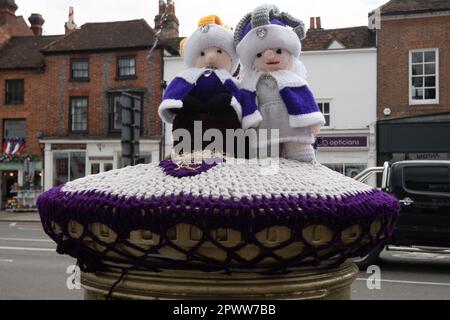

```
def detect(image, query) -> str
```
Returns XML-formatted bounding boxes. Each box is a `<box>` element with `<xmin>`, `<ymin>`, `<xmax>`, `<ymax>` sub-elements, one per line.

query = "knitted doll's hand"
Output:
<box><xmin>176</xmin><ymin>95</ymin><xmax>207</xmax><ymax>116</ymax></box>
<box><xmin>310</xmin><ymin>124</ymin><xmax>322</xmax><ymax>135</ymax></box>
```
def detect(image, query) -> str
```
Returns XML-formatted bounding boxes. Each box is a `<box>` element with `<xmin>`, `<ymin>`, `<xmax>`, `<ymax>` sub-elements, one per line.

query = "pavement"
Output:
<box><xmin>0</xmin><ymin>211</ymin><xmax>41</xmax><ymax>223</ymax></box>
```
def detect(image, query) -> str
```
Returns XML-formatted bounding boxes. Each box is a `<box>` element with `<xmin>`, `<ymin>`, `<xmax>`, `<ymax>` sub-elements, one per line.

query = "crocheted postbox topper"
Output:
<box><xmin>38</xmin><ymin>155</ymin><xmax>400</xmax><ymax>273</ymax></box>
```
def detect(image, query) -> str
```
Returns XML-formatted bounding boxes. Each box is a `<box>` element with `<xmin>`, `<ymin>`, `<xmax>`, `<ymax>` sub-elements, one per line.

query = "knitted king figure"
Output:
<box><xmin>235</xmin><ymin>5</ymin><xmax>325</xmax><ymax>162</ymax></box>
<box><xmin>159</xmin><ymin>15</ymin><xmax>249</xmax><ymax>154</ymax></box>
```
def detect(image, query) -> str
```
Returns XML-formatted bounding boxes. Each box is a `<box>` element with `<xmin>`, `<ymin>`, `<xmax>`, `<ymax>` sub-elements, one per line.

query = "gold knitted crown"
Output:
<box><xmin>179</xmin><ymin>15</ymin><xmax>231</xmax><ymax>56</ymax></box>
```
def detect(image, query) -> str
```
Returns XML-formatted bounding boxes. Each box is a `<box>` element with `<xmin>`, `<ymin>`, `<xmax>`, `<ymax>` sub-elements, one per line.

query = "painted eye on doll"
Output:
<box><xmin>276</xmin><ymin>49</ymin><xmax>283</xmax><ymax>54</ymax></box>
<box><xmin>217</xmin><ymin>49</ymin><xmax>222</xmax><ymax>54</ymax></box>
<box><xmin>201</xmin><ymin>52</ymin><xmax>205</xmax><ymax>56</ymax></box>
<box><xmin>256</xmin><ymin>53</ymin><xmax>262</xmax><ymax>58</ymax></box>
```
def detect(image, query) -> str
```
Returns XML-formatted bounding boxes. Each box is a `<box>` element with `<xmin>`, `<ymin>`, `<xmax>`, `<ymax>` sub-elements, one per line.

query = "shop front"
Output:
<box><xmin>377</xmin><ymin>113</ymin><xmax>450</xmax><ymax>166</ymax></box>
<box><xmin>0</xmin><ymin>135</ymin><xmax>43</xmax><ymax>210</ymax></box>
<box><xmin>41</xmin><ymin>139</ymin><xmax>161</xmax><ymax>191</ymax></box>
<box><xmin>316</xmin><ymin>129</ymin><xmax>377</xmax><ymax>185</ymax></box>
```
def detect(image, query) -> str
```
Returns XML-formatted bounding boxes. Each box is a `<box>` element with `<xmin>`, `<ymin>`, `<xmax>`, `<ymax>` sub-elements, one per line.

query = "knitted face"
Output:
<box><xmin>194</xmin><ymin>46</ymin><xmax>232</xmax><ymax>72</ymax></box>
<box><xmin>253</xmin><ymin>48</ymin><xmax>291</xmax><ymax>72</ymax></box>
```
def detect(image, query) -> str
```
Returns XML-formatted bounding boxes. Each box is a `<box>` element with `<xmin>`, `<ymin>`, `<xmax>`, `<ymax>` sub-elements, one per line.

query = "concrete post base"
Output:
<box><xmin>82</xmin><ymin>263</ymin><xmax>358</xmax><ymax>300</ymax></box>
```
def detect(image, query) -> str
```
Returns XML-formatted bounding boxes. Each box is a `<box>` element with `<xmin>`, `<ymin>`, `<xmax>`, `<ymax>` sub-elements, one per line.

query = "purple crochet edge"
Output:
<box><xmin>37</xmin><ymin>186</ymin><xmax>400</xmax><ymax>274</ymax></box>
<box><xmin>159</xmin><ymin>158</ymin><xmax>223</xmax><ymax>178</ymax></box>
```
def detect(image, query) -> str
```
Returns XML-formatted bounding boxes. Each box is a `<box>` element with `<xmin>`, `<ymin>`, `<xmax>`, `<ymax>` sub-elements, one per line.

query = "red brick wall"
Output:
<box><xmin>0</xmin><ymin>70</ymin><xmax>47</xmax><ymax>159</ymax></box>
<box><xmin>43</xmin><ymin>48</ymin><xmax>164</xmax><ymax>139</ymax></box>
<box><xmin>0</xmin><ymin>48</ymin><xmax>164</xmax><ymax>162</ymax></box>
<box><xmin>377</xmin><ymin>15</ymin><xmax>450</xmax><ymax>119</ymax></box>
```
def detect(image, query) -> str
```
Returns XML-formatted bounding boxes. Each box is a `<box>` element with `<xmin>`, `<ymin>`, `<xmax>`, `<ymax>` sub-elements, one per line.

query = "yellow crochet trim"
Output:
<box><xmin>198</xmin><ymin>15</ymin><xmax>222</xmax><ymax>27</ymax></box>
<box><xmin>179</xmin><ymin>38</ymin><xmax>188</xmax><ymax>56</ymax></box>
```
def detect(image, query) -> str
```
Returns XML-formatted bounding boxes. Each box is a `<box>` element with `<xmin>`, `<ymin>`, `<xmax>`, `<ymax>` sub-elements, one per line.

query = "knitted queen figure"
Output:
<box><xmin>235</xmin><ymin>5</ymin><xmax>325</xmax><ymax>162</ymax></box>
<box><xmin>159</xmin><ymin>15</ymin><xmax>250</xmax><ymax>154</ymax></box>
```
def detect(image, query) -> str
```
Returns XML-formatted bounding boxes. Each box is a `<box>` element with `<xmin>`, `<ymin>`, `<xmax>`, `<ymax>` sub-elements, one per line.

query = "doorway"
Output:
<box><xmin>89</xmin><ymin>160</ymin><xmax>114</xmax><ymax>175</ymax></box>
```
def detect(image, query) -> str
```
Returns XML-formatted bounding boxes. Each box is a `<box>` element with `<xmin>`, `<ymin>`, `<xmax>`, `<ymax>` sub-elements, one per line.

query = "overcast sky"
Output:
<box><xmin>15</xmin><ymin>0</ymin><xmax>389</xmax><ymax>37</ymax></box>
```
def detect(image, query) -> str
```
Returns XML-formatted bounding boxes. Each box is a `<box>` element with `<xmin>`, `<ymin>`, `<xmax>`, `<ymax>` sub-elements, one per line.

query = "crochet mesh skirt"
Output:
<box><xmin>38</xmin><ymin>156</ymin><xmax>399</xmax><ymax>273</ymax></box>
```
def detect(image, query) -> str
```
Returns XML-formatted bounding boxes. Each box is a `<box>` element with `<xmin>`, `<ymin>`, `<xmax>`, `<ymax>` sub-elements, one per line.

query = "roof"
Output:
<box><xmin>302</xmin><ymin>26</ymin><xmax>376</xmax><ymax>51</ymax></box>
<box><xmin>161</xmin><ymin>36</ymin><xmax>184</xmax><ymax>56</ymax></box>
<box><xmin>43</xmin><ymin>19</ymin><xmax>156</xmax><ymax>53</ymax></box>
<box><xmin>374</xmin><ymin>0</ymin><xmax>450</xmax><ymax>16</ymax></box>
<box><xmin>0</xmin><ymin>35</ymin><xmax>62</xmax><ymax>70</ymax></box>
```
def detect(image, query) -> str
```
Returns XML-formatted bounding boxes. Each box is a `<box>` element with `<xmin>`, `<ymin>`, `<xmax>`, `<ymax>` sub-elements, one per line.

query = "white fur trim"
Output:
<box><xmin>240</xmin><ymin>68</ymin><xmax>307</xmax><ymax>92</ymax></box>
<box><xmin>242</xmin><ymin>111</ymin><xmax>263</xmax><ymax>130</ymax></box>
<box><xmin>177</xmin><ymin>68</ymin><xmax>238</xmax><ymax>88</ymax></box>
<box><xmin>184</xmin><ymin>25</ymin><xmax>239</xmax><ymax>73</ymax></box>
<box><xmin>237</xmin><ymin>24</ymin><xmax>301</xmax><ymax>70</ymax></box>
<box><xmin>289</xmin><ymin>112</ymin><xmax>325</xmax><ymax>128</ymax></box>
<box><xmin>230</xmin><ymin>96</ymin><xmax>243</xmax><ymax>121</ymax></box>
<box><xmin>158</xmin><ymin>99</ymin><xmax>183</xmax><ymax>124</ymax></box>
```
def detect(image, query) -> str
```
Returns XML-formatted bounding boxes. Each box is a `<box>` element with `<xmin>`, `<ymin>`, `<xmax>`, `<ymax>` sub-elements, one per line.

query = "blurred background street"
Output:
<box><xmin>1</xmin><ymin>217</ymin><xmax>449</xmax><ymax>300</ymax></box>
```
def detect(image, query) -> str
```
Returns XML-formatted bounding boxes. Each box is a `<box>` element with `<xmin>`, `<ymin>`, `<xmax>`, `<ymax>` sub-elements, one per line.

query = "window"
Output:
<box><xmin>71</xmin><ymin>59</ymin><xmax>89</xmax><ymax>81</ymax></box>
<box><xmin>5</xmin><ymin>80</ymin><xmax>24</xmax><ymax>104</ymax></box>
<box><xmin>53</xmin><ymin>151</ymin><xmax>86</xmax><ymax>187</ymax></box>
<box><xmin>410</xmin><ymin>49</ymin><xmax>439</xmax><ymax>105</ymax></box>
<box><xmin>325</xmin><ymin>164</ymin><xmax>366</xmax><ymax>178</ymax></box>
<box><xmin>3</xmin><ymin>119</ymin><xmax>26</xmax><ymax>139</ymax></box>
<box><xmin>70</xmin><ymin>97</ymin><xmax>88</xmax><ymax>132</ymax></box>
<box><xmin>108</xmin><ymin>92</ymin><xmax>142</xmax><ymax>133</ymax></box>
<box><xmin>318</xmin><ymin>102</ymin><xmax>330</xmax><ymax>127</ymax></box>
<box><xmin>404</xmin><ymin>166</ymin><xmax>450</xmax><ymax>194</ymax></box>
<box><xmin>117</xmin><ymin>56</ymin><xmax>136</xmax><ymax>78</ymax></box>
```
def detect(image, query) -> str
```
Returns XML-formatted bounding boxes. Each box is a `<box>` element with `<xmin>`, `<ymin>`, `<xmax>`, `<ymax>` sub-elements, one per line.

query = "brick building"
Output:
<box><xmin>372</xmin><ymin>0</ymin><xmax>450</xmax><ymax>164</ymax></box>
<box><xmin>0</xmin><ymin>0</ymin><xmax>179</xmax><ymax>207</ymax></box>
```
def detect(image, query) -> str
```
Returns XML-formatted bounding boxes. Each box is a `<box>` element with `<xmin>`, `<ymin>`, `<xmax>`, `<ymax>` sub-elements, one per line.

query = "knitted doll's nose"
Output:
<box><xmin>263</xmin><ymin>50</ymin><xmax>275</xmax><ymax>60</ymax></box>
<box><xmin>205</xmin><ymin>52</ymin><xmax>218</xmax><ymax>63</ymax></box>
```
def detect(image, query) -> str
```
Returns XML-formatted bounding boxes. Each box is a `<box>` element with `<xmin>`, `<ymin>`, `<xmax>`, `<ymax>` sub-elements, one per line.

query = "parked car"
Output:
<box><xmin>354</xmin><ymin>160</ymin><xmax>450</xmax><ymax>268</ymax></box>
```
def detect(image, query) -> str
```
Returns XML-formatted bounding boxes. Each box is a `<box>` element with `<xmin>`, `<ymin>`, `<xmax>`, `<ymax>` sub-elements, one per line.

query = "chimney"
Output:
<box><xmin>309</xmin><ymin>17</ymin><xmax>315</xmax><ymax>31</ymax></box>
<box><xmin>316</xmin><ymin>17</ymin><xmax>322</xmax><ymax>30</ymax></box>
<box><xmin>154</xmin><ymin>0</ymin><xmax>179</xmax><ymax>39</ymax></box>
<box><xmin>64</xmin><ymin>6</ymin><xmax>77</xmax><ymax>35</ymax></box>
<box><xmin>0</xmin><ymin>0</ymin><xmax>18</xmax><ymax>22</ymax></box>
<box><xmin>0</xmin><ymin>0</ymin><xmax>18</xmax><ymax>16</ymax></box>
<box><xmin>28</xmin><ymin>14</ymin><xmax>45</xmax><ymax>36</ymax></box>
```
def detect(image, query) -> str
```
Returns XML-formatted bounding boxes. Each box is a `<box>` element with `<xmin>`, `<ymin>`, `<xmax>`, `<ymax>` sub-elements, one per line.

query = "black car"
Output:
<box><xmin>354</xmin><ymin>160</ymin><xmax>450</xmax><ymax>268</ymax></box>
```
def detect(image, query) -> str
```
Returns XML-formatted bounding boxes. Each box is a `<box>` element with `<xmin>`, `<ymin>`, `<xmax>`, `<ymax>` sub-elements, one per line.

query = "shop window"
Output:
<box><xmin>317</xmin><ymin>102</ymin><xmax>331</xmax><ymax>127</ymax></box>
<box><xmin>324</xmin><ymin>164</ymin><xmax>366</xmax><ymax>178</ymax></box>
<box><xmin>53</xmin><ymin>152</ymin><xmax>86</xmax><ymax>187</ymax></box>
<box><xmin>5</xmin><ymin>79</ymin><xmax>24</xmax><ymax>105</ymax></box>
<box><xmin>117</xmin><ymin>56</ymin><xmax>136</xmax><ymax>79</ymax></box>
<box><xmin>70</xmin><ymin>59</ymin><xmax>89</xmax><ymax>81</ymax></box>
<box><xmin>410</xmin><ymin>49</ymin><xmax>439</xmax><ymax>105</ymax></box>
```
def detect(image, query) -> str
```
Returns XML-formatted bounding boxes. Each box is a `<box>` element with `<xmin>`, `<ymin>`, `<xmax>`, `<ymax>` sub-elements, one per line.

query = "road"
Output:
<box><xmin>0</xmin><ymin>221</ymin><xmax>82</xmax><ymax>300</ymax></box>
<box><xmin>0</xmin><ymin>221</ymin><xmax>449</xmax><ymax>300</ymax></box>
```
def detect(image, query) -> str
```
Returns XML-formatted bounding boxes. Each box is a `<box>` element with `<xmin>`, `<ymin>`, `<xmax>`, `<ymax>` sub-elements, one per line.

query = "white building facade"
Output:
<box><xmin>301</xmin><ymin>46</ymin><xmax>377</xmax><ymax>178</ymax></box>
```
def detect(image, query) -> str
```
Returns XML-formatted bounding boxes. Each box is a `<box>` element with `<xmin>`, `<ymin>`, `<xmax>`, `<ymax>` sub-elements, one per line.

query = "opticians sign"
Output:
<box><xmin>316</xmin><ymin>136</ymin><xmax>369</xmax><ymax>148</ymax></box>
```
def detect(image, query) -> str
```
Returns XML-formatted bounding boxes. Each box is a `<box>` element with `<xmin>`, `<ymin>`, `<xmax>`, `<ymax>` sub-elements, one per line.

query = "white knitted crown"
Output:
<box><xmin>234</xmin><ymin>4</ymin><xmax>306</xmax><ymax>69</ymax></box>
<box><xmin>184</xmin><ymin>24</ymin><xmax>239</xmax><ymax>73</ymax></box>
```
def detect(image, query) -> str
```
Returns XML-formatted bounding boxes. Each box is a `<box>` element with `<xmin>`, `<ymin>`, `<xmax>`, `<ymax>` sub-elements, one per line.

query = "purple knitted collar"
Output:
<box><xmin>159</xmin><ymin>157</ymin><xmax>224</xmax><ymax>178</ymax></box>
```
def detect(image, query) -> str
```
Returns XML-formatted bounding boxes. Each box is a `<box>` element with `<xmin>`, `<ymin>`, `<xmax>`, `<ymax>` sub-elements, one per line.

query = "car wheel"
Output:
<box><xmin>355</xmin><ymin>244</ymin><xmax>384</xmax><ymax>270</ymax></box>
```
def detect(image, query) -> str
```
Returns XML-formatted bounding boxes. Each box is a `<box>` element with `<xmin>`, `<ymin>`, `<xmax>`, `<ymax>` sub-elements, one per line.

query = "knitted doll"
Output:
<box><xmin>234</xmin><ymin>5</ymin><xmax>325</xmax><ymax>162</ymax></box>
<box><xmin>159</xmin><ymin>15</ymin><xmax>250</xmax><ymax>154</ymax></box>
